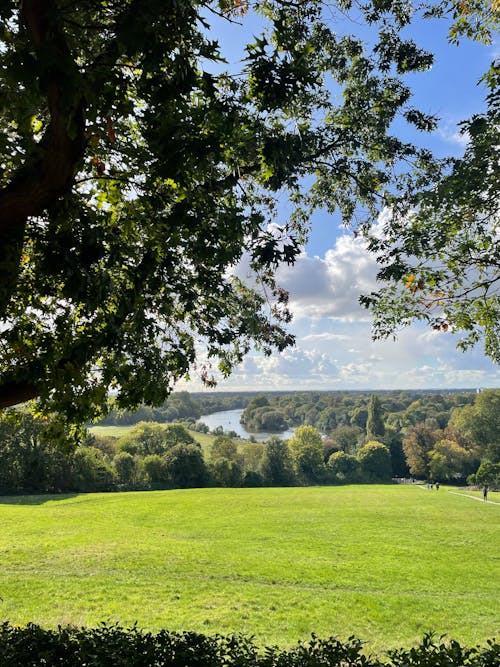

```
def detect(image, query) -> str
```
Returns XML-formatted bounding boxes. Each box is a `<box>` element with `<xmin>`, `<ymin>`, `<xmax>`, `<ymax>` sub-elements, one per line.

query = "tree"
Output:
<box><xmin>0</xmin><ymin>0</ymin><xmax>440</xmax><ymax>423</ymax></box>
<box><xmin>208</xmin><ymin>457</ymin><xmax>243</xmax><ymax>488</ymax></box>
<box><xmin>117</xmin><ymin>422</ymin><xmax>170</xmax><ymax>456</ymax></box>
<box><xmin>0</xmin><ymin>409</ymin><xmax>72</xmax><ymax>492</ymax></box>
<box><xmin>472</xmin><ymin>460</ymin><xmax>500</xmax><ymax>488</ymax></box>
<box><xmin>260</xmin><ymin>436</ymin><xmax>295</xmax><ymax>486</ymax></box>
<box><xmin>366</xmin><ymin>395</ymin><xmax>385</xmax><ymax>441</ymax></box>
<box><xmin>113</xmin><ymin>451</ymin><xmax>141</xmax><ymax>487</ymax></box>
<box><xmin>143</xmin><ymin>454</ymin><xmax>169</xmax><ymax>487</ymax></box>
<box><xmin>360</xmin><ymin>32</ymin><xmax>500</xmax><ymax>362</ymax></box>
<box><xmin>449</xmin><ymin>390</ymin><xmax>500</xmax><ymax>463</ymax></box>
<box><xmin>329</xmin><ymin>425</ymin><xmax>363</xmax><ymax>455</ymax></box>
<box><xmin>210</xmin><ymin>436</ymin><xmax>241</xmax><ymax>463</ymax></box>
<box><xmin>327</xmin><ymin>451</ymin><xmax>360</xmax><ymax>484</ymax></box>
<box><xmin>402</xmin><ymin>423</ymin><xmax>439</xmax><ymax>478</ymax></box>
<box><xmin>71</xmin><ymin>447</ymin><xmax>115</xmax><ymax>492</ymax></box>
<box><xmin>288</xmin><ymin>425</ymin><xmax>325</xmax><ymax>484</ymax></box>
<box><xmin>357</xmin><ymin>441</ymin><xmax>392</xmax><ymax>482</ymax></box>
<box><xmin>428</xmin><ymin>438</ymin><xmax>477</xmax><ymax>482</ymax></box>
<box><xmin>164</xmin><ymin>443</ymin><xmax>208</xmax><ymax>488</ymax></box>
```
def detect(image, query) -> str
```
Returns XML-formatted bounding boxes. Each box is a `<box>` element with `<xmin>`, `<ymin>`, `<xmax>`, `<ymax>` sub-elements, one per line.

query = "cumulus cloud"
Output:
<box><xmin>275</xmin><ymin>233</ymin><xmax>379</xmax><ymax>321</ymax></box>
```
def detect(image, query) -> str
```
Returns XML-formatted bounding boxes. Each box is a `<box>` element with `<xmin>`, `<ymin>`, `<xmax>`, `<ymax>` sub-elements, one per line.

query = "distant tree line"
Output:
<box><xmin>1</xmin><ymin>390</ymin><xmax>498</xmax><ymax>495</ymax></box>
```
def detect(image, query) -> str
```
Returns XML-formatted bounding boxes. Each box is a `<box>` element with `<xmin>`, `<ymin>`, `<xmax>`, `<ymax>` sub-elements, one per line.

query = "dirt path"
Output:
<box><xmin>414</xmin><ymin>484</ymin><xmax>499</xmax><ymax>505</ymax></box>
<box><xmin>447</xmin><ymin>490</ymin><xmax>500</xmax><ymax>505</ymax></box>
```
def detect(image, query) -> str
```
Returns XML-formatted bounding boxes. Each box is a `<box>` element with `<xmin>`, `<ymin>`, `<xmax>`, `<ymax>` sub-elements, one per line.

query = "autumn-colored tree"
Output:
<box><xmin>402</xmin><ymin>423</ymin><xmax>439</xmax><ymax>478</ymax></box>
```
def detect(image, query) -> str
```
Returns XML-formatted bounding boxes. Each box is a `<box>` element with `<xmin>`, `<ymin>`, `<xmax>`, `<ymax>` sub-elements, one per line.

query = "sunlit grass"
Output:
<box><xmin>1</xmin><ymin>486</ymin><xmax>498</xmax><ymax>652</ymax></box>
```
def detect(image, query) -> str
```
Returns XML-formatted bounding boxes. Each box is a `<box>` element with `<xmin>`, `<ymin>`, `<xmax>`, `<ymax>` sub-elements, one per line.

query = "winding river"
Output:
<box><xmin>198</xmin><ymin>408</ymin><xmax>296</xmax><ymax>442</ymax></box>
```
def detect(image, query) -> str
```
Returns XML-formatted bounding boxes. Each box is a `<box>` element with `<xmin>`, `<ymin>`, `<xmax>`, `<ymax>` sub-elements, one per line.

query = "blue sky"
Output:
<box><xmin>180</xmin><ymin>4</ymin><xmax>500</xmax><ymax>393</ymax></box>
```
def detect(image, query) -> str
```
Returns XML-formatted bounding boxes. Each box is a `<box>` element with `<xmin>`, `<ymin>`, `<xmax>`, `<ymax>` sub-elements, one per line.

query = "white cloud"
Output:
<box><xmin>178</xmin><ymin>218</ymin><xmax>500</xmax><ymax>393</ymax></box>
<box><xmin>276</xmin><ymin>233</ymin><xmax>379</xmax><ymax>321</ymax></box>
<box><xmin>436</xmin><ymin>119</ymin><xmax>470</xmax><ymax>148</ymax></box>
<box><xmin>302</xmin><ymin>332</ymin><xmax>350</xmax><ymax>341</ymax></box>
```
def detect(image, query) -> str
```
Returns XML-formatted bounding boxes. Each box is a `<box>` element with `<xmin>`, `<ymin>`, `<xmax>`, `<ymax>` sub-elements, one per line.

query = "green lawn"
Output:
<box><xmin>0</xmin><ymin>486</ymin><xmax>498</xmax><ymax>652</ymax></box>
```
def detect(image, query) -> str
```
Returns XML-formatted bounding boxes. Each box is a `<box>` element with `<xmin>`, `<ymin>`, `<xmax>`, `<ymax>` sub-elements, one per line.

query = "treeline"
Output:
<box><xmin>1</xmin><ymin>390</ymin><xmax>498</xmax><ymax>495</ymax></box>
<box><xmin>241</xmin><ymin>390</ymin><xmax>477</xmax><ymax>433</ymax></box>
<box><xmin>0</xmin><ymin>412</ymin><xmax>397</xmax><ymax>493</ymax></box>
<box><xmin>97</xmin><ymin>389</ymin><xmax>475</xmax><ymax>430</ymax></box>
<box><xmin>97</xmin><ymin>391</ymin><xmax>250</xmax><ymax>425</ymax></box>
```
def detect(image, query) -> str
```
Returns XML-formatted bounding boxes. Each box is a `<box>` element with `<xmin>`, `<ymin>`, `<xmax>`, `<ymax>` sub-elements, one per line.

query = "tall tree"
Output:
<box><xmin>0</xmin><ymin>0</ymin><xmax>439</xmax><ymax>422</ymax></box>
<box><xmin>260</xmin><ymin>436</ymin><xmax>295</xmax><ymax>486</ymax></box>
<box><xmin>366</xmin><ymin>394</ymin><xmax>386</xmax><ymax>441</ymax></box>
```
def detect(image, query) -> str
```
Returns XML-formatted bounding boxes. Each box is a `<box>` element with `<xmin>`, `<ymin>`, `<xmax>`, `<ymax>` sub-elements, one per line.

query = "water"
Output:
<box><xmin>198</xmin><ymin>408</ymin><xmax>296</xmax><ymax>442</ymax></box>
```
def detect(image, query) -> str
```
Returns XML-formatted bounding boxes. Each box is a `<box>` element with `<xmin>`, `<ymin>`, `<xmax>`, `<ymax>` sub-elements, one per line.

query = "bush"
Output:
<box><xmin>0</xmin><ymin>624</ymin><xmax>498</xmax><ymax>667</ymax></box>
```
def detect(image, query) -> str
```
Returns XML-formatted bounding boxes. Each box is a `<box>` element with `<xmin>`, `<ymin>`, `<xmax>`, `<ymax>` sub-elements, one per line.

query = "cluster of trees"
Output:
<box><xmin>0</xmin><ymin>411</ymin><xmax>395</xmax><ymax>494</ymax></box>
<box><xmin>242</xmin><ymin>390</ymin><xmax>476</xmax><ymax>433</ymax></box>
<box><xmin>1</xmin><ymin>388</ymin><xmax>498</xmax><ymax>495</ymax></box>
<box><xmin>402</xmin><ymin>390</ymin><xmax>500</xmax><ymax>485</ymax></box>
<box><xmin>240</xmin><ymin>396</ymin><xmax>289</xmax><ymax>432</ymax></box>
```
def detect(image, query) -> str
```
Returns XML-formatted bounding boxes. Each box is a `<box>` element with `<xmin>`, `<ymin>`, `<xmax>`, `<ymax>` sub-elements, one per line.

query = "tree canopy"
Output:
<box><xmin>360</xmin><ymin>11</ymin><xmax>499</xmax><ymax>362</ymax></box>
<box><xmin>0</xmin><ymin>0</ymin><xmax>494</xmax><ymax>424</ymax></box>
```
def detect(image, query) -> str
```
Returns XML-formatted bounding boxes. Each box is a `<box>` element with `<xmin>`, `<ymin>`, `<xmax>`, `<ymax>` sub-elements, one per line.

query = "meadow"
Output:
<box><xmin>0</xmin><ymin>485</ymin><xmax>498</xmax><ymax>653</ymax></box>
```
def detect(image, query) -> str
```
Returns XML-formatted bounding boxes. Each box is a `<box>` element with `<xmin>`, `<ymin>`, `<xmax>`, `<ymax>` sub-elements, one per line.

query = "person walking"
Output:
<box><xmin>483</xmin><ymin>485</ymin><xmax>488</xmax><ymax>502</ymax></box>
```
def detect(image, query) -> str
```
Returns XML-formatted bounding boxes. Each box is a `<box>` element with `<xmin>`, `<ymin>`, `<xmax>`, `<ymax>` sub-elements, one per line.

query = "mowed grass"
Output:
<box><xmin>1</xmin><ymin>486</ymin><xmax>498</xmax><ymax>652</ymax></box>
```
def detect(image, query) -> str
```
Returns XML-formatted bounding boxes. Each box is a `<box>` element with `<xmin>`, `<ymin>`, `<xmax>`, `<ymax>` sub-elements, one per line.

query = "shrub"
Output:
<box><xmin>0</xmin><ymin>624</ymin><xmax>498</xmax><ymax>667</ymax></box>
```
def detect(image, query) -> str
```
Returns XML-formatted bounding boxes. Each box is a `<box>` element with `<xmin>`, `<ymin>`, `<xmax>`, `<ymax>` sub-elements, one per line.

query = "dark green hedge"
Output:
<box><xmin>0</xmin><ymin>623</ymin><xmax>498</xmax><ymax>667</ymax></box>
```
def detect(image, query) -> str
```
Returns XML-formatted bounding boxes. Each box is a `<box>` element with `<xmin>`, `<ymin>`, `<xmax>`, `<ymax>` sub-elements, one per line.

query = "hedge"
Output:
<box><xmin>0</xmin><ymin>623</ymin><xmax>498</xmax><ymax>667</ymax></box>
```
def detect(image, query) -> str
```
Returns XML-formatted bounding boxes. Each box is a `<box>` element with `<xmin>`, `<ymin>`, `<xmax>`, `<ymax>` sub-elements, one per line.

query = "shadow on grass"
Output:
<box><xmin>0</xmin><ymin>493</ymin><xmax>79</xmax><ymax>505</ymax></box>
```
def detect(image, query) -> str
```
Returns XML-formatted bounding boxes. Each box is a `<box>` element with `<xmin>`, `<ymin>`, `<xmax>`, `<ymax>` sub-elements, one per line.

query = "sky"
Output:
<box><xmin>179</xmin><ymin>3</ymin><xmax>500</xmax><ymax>393</ymax></box>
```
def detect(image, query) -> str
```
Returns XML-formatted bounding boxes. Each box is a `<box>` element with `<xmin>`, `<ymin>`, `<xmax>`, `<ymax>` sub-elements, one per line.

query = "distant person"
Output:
<box><xmin>435</xmin><ymin>482</ymin><xmax>440</xmax><ymax>491</ymax></box>
<box><xmin>483</xmin><ymin>485</ymin><xmax>488</xmax><ymax>502</ymax></box>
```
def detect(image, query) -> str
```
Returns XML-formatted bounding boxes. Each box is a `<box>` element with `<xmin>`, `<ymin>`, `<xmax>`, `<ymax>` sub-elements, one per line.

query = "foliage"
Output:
<box><xmin>208</xmin><ymin>457</ymin><xmax>244</xmax><ymax>487</ymax></box>
<box><xmin>0</xmin><ymin>410</ymin><xmax>73</xmax><ymax>493</ymax></box>
<box><xmin>71</xmin><ymin>447</ymin><xmax>115</xmax><ymax>492</ymax></box>
<box><xmin>288</xmin><ymin>425</ymin><xmax>325</xmax><ymax>483</ymax></box>
<box><xmin>117</xmin><ymin>422</ymin><xmax>194</xmax><ymax>457</ymax></box>
<box><xmin>428</xmin><ymin>438</ymin><xmax>478</xmax><ymax>482</ymax></box>
<box><xmin>327</xmin><ymin>451</ymin><xmax>361</xmax><ymax>483</ymax></box>
<box><xmin>164</xmin><ymin>443</ymin><xmax>208</xmax><ymax>488</ymax></box>
<box><xmin>210</xmin><ymin>436</ymin><xmax>241</xmax><ymax>463</ymax></box>
<box><xmin>0</xmin><ymin>0</ymin><xmax>447</xmax><ymax>422</ymax></box>
<box><xmin>470</xmin><ymin>460</ymin><xmax>500</xmax><ymax>487</ymax></box>
<box><xmin>0</xmin><ymin>622</ymin><xmax>498</xmax><ymax>667</ymax></box>
<box><xmin>366</xmin><ymin>395</ymin><xmax>386</xmax><ymax>441</ymax></box>
<box><xmin>357</xmin><ymin>441</ymin><xmax>392</xmax><ymax>482</ymax></box>
<box><xmin>260</xmin><ymin>436</ymin><xmax>295</xmax><ymax>486</ymax></box>
<box><xmin>361</xmin><ymin>60</ymin><xmax>500</xmax><ymax>361</ymax></box>
<box><xmin>113</xmin><ymin>451</ymin><xmax>141</xmax><ymax>487</ymax></box>
<box><xmin>449</xmin><ymin>389</ymin><xmax>500</xmax><ymax>463</ymax></box>
<box><xmin>402</xmin><ymin>423</ymin><xmax>439</xmax><ymax>478</ymax></box>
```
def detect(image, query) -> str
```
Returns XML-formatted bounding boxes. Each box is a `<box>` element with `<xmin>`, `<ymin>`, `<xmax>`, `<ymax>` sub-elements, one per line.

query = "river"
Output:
<box><xmin>198</xmin><ymin>408</ymin><xmax>296</xmax><ymax>442</ymax></box>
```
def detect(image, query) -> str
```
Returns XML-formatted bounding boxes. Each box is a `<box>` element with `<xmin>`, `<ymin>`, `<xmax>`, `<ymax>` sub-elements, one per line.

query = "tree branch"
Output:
<box><xmin>0</xmin><ymin>380</ymin><xmax>39</xmax><ymax>410</ymax></box>
<box><xmin>0</xmin><ymin>0</ymin><xmax>87</xmax><ymax>317</ymax></box>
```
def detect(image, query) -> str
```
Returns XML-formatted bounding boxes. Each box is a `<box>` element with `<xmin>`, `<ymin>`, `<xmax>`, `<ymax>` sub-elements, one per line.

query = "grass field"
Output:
<box><xmin>1</xmin><ymin>486</ymin><xmax>498</xmax><ymax>652</ymax></box>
